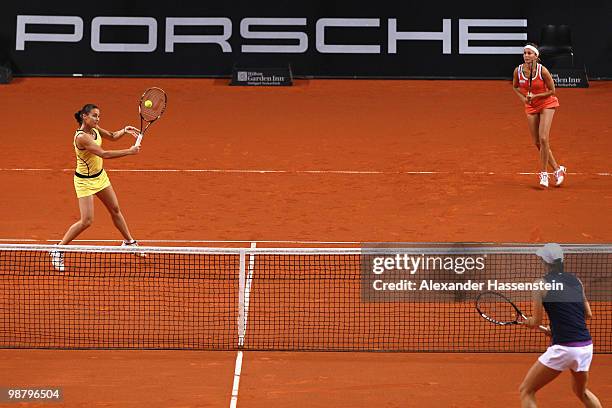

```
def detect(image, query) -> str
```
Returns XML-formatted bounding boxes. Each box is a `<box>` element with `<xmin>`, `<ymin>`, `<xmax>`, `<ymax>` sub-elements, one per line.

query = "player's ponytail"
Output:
<box><xmin>74</xmin><ymin>104</ymin><xmax>99</xmax><ymax>125</ymax></box>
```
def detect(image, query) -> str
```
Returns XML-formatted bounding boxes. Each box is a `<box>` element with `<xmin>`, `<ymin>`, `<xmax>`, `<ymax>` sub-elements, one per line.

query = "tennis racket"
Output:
<box><xmin>135</xmin><ymin>87</ymin><xmax>167</xmax><ymax>147</ymax></box>
<box><xmin>476</xmin><ymin>291</ymin><xmax>548</xmax><ymax>331</ymax></box>
<box><xmin>527</xmin><ymin>61</ymin><xmax>534</xmax><ymax>103</ymax></box>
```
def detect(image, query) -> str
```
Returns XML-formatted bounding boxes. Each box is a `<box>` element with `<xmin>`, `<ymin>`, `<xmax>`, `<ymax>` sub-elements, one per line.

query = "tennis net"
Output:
<box><xmin>1</xmin><ymin>244</ymin><xmax>610</xmax><ymax>352</ymax></box>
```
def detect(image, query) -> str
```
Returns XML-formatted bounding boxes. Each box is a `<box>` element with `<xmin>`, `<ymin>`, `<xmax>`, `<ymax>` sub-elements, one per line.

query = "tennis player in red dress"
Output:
<box><xmin>513</xmin><ymin>43</ymin><xmax>566</xmax><ymax>188</ymax></box>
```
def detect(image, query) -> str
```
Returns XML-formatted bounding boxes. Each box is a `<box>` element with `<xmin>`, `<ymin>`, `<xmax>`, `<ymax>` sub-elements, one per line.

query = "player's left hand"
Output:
<box><xmin>124</xmin><ymin>125</ymin><xmax>141</xmax><ymax>138</ymax></box>
<box><xmin>524</xmin><ymin>316</ymin><xmax>536</xmax><ymax>328</ymax></box>
<box><xmin>526</xmin><ymin>92</ymin><xmax>533</xmax><ymax>104</ymax></box>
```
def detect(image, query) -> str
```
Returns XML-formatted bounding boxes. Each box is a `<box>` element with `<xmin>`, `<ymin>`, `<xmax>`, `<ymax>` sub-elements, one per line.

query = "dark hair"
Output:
<box><xmin>525</xmin><ymin>42</ymin><xmax>541</xmax><ymax>62</ymax></box>
<box><xmin>74</xmin><ymin>104</ymin><xmax>99</xmax><ymax>125</ymax></box>
<box><xmin>550</xmin><ymin>259</ymin><xmax>564</xmax><ymax>274</ymax></box>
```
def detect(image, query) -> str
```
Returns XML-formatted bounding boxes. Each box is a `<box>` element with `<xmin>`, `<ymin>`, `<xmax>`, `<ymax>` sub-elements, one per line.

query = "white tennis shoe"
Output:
<box><xmin>539</xmin><ymin>172</ymin><xmax>549</xmax><ymax>188</ymax></box>
<box><xmin>554</xmin><ymin>166</ymin><xmax>566</xmax><ymax>186</ymax></box>
<box><xmin>121</xmin><ymin>240</ymin><xmax>147</xmax><ymax>258</ymax></box>
<box><xmin>50</xmin><ymin>247</ymin><xmax>65</xmax><ymax>272</ymax></box>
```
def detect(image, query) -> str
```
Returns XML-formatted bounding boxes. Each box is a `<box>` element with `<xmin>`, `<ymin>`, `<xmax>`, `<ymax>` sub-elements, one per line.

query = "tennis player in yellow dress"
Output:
<box><xmin>51</xmin><ymin>104</ymin><xmax>142</xmax><ymax>271</ymax></box>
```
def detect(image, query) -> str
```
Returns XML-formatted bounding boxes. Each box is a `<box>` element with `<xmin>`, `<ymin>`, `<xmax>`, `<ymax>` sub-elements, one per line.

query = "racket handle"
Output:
<box><xmin>519</xmin><ymin>321</ymin><xmax>551</xmax><ymax>335</ymax></box>
<box><xmin>538</xmin><ymin>325</ymin><xmax>551</xmax><ymax>334</ymax></box>
<box><xmin>135</xmin><ymin>133</ymin><xmax>143</xmax><ymax>147</ymax></box>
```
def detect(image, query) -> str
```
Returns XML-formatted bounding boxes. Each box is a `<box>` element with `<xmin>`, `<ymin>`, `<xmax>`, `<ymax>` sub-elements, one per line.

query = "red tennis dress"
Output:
<box><xmin>517</xmin><ymin>63</ymin><xmax>560</xmax><ymax>114</ymax></box>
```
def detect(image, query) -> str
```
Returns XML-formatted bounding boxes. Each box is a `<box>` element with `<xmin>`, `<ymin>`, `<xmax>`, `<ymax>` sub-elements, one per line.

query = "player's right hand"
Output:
<box><xmin>129</xmin><ymin>145</ymin><xmax>140</xmax><ymax>154</ymax></box>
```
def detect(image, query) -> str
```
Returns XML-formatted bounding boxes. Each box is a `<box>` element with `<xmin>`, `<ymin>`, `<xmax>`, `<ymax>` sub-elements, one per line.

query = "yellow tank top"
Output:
<box><xmin>74</xmin><ymin>128</ymin><xmax>103</xmax><ymax>176</ymax></box>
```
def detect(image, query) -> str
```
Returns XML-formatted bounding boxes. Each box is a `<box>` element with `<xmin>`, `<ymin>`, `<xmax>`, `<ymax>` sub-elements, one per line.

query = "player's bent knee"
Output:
<box><xmin>575</xmin><ymin>391</ymin><xmax>590</xmax><ymax>404</ymax></box>
<box><xmin>81</xmin><ymin>217</ymin><xmax>94</xmax><ymax>228</ymax></box>
<box><xmin>519</xmin><ymin>382</ymin><xmax>533</xmax><ymax>397</ymax></box>
<box><xmin>572</xmin><ymin>385</ymin><xmax>587</xmax><ymax>401</ymax></box>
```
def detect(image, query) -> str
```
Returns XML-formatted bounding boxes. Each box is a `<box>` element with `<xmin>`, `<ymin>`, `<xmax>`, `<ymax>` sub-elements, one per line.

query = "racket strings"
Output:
<box><xmin>140</xmin><ymin>88</ymin><xmax>167</xmax><ymax>122</ymax></box>
<box><xmin>477</xmin><ymin>294</ymin><xmax>519</xmax><ymax>324</ymax></box>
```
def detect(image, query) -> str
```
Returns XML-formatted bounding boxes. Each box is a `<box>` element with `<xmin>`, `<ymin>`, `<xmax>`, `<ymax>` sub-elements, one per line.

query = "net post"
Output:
<box><xmin>237</xmin><ymin>250</ymin><xmax>246</xmax><ymax>347</ymax></box>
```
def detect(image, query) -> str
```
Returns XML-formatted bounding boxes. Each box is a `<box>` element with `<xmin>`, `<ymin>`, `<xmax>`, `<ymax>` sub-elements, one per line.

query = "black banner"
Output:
<box><xmin>1</xmin><ymin>1</ymin><xmax>611</xmax><ymax>78</ymax></box>
<box><xmin>550</xmin><ymin>68</ymin><xmax>589</xmax><ymax>88</ymax></box>
<box><xmin>231</xmin><ymin>65</ymin><xmax>292</xmax><ymax>86</ymax></box>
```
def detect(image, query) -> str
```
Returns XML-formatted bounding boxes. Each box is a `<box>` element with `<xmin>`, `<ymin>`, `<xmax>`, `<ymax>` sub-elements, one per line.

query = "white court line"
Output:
<box><xmin>0</xmin><ymin>239</ymin><xmax>38</xmax><ymax>242</ymax></box>
<box><xmin>229</xmin><ymin>351</ymin><xmax>243</xmax><ymax>408</ymax></box>
<box><xmin>0</xmin><ymin>168</ymin><xmax>610</xmax><ymax>176</ymax></box>
<box><xmin>230</xmin><ymin>242</ymin><xmax>256</xmax><ymax>408</ymax></box>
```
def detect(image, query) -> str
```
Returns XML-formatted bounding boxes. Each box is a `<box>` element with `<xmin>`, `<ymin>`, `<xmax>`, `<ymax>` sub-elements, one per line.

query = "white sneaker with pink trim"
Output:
<box><xmin>554</xmin><ymin>166</ymin><xmax>566</xmax><ymax>186</ymax></box>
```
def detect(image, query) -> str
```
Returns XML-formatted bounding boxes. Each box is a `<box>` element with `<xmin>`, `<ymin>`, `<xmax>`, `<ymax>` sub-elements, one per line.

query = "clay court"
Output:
<box><xmin>1</xmin><ymin>78</ymin><xmax>611</xmax><ymax>407</ymax></box>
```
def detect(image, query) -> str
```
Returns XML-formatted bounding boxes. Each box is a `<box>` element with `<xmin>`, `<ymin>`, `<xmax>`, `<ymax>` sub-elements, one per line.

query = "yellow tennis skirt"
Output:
<box><xmin>73</xmin><ymin>169</ymin><xmax>111</xmax><ymax>198</ymax></box>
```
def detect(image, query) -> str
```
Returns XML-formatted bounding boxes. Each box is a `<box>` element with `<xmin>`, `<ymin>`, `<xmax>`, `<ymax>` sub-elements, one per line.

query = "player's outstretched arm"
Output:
<box><xmin>97</xmin><ymin>125</ymin><xmax>140</xmax><ymax>141</ymax></box>
<box><xmin>77</xmin><ymin>133</ymin><xmax>140</xmax><ymax>158</ymax></box>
